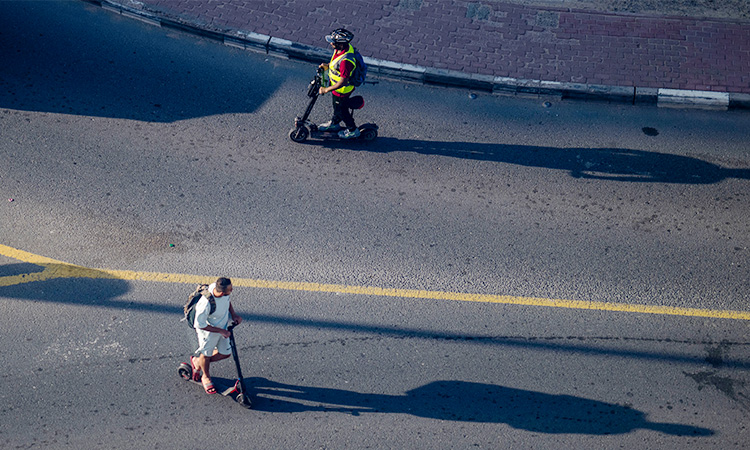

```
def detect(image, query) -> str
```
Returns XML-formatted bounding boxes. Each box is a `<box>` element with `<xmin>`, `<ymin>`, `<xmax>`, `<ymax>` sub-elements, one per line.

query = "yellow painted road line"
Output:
<box><xmin>0</xmin><ymin>244</ymin><xmax>71</xmax><ymax>266</ymax></box>
<box><xmin>2</xmin><ymin>244</ymin><xmax>749</xmax><ymax>320</ymax></box>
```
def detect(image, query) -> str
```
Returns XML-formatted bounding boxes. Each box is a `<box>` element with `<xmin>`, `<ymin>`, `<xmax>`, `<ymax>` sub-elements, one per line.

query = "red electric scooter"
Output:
<box><xmin>178</xmin><ymin>322</ymin><xmax>252</xmax><ymax>409</ymax></box>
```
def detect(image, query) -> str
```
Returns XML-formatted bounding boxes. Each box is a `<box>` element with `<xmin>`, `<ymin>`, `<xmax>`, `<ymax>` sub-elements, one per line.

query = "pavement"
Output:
<box><xmin>91</xmin><ymin>0</ymin><xmax>750</xmax><ymax>109</ymax></box>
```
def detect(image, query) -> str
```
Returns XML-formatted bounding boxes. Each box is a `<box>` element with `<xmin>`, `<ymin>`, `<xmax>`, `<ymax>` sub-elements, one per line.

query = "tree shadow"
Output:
<box><xmin>0</xmin><ymin>0</ymin><xmax>281</xmax><ymax>122</ymax></box>
<box><xmin>350</xmin><ymin>137</ymin><xmax>749</xmax><ymax>184</ymax></box>
<box><xmin>247</xmin><ymin>377</ymin><xmax>713</xmax><ymax>436</ymax></box>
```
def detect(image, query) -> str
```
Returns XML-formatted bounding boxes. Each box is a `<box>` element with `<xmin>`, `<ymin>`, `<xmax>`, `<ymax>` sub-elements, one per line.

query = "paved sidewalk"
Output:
<box><xmin>99</xmin><ymin>0</ymin><xmax>750</xmax><ymax>108</ymax></box>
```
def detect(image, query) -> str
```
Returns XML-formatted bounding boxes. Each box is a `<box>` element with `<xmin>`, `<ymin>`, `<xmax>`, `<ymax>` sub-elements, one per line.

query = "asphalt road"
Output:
<box><xmin>1</xmin><ymin>1</ymin><xmax>749</xmax><ymax>449</ymax></box>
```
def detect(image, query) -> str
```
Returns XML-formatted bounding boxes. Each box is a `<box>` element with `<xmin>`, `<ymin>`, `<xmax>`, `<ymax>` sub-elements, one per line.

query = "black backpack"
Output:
<box><xmin>183</xmin><ymin>284</ymin><xmax>216</xmax><ymax>328</ymax></box>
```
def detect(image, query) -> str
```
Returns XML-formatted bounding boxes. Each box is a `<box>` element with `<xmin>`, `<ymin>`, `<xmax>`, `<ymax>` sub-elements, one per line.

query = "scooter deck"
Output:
<box><xmin>307</xmin><ymin>123</ymin><xmax>379</xmax><ymax>141</ymax></box>
<box><xmin>178</xmin><ymin>362</ymin><xmax>252</xmax><ymax>408</ymax></box>
<box><xmin>178</xmin><ymin>324</ymin><xmax>252</xmax><ymax>408</ymax></box>
<box><xmin>178</xmin><ymin>363</ymin><xmax>244</xmax><ymax>398</ymax></box>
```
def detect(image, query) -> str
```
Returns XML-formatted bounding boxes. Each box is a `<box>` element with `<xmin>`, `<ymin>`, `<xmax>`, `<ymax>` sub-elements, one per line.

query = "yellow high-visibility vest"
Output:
<box><xmin>328</xmin><ymin>44</ymin><xmax>357</xmax><ymax>95</ymax></box>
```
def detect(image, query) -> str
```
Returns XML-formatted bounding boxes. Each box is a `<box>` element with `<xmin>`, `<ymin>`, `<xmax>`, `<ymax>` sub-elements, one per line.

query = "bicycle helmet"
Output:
<box><xmin>325</xmin><ymin>28</ymin><xmax>354</xmax><ymax>44</ymax></box>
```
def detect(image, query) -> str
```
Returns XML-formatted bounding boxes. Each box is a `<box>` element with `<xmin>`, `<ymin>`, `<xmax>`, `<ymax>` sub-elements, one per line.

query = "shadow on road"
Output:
<box><xmin>343</xmin><ymin>137</ymin><xmax>749</xmax><ymax>184</ymax></box>
<box><xmin>245</xmin><ymin>377</ymin><xmax>713</xmax><ymax>436</ymax></box>
<box><xmin>0</xmin><ymin>263</ymin><xmax>133</xmax><ymax>311</ymax></box>
<box><xmin>1</xmin><ymin>263</ymin><xmax>748</xmax><ymax>369</ymax></box>
<box><xmin>4</xmin><ymin>3</ymin><xmax>746</xmax><ymax>186</ymax></box>
<box><xmin>0</xmin><ymin>262</ymin><xmax>727</xmax><ymax>436</ymax></box>
<box><xmin>0</xmin><ymin>1</ymin><xmax>281</xmax><ymax>122</ymax></box>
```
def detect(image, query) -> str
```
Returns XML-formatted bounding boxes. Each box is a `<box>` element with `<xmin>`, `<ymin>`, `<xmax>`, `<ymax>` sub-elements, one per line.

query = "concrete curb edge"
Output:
<box><xmin>93</xmin><ymin>0</ymin><xmax>749</xmax><ymax>111</ymax></box>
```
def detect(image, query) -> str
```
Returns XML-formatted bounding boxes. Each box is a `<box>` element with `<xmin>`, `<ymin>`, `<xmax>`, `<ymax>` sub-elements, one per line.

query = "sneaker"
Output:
<box><xmin>318</xmin><ymin>121</ymin><xmax>342</xmax><ymax>132</ymax></box>
<box><xmin>338</xmin><ymin>128</ymin><xmax>361</xmax><ymax>139</ymax></box>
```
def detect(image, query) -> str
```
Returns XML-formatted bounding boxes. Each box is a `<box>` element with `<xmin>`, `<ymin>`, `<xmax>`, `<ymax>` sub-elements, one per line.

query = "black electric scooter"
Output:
<box><xmin>289</xmin><ymin>68</ymin><xmax>378</xmax><ymax>143</ymax></box>
<box><xmin>178</xmin><ymin>323</ymin><xmax>252</xmax><ymax>409</ymax></box>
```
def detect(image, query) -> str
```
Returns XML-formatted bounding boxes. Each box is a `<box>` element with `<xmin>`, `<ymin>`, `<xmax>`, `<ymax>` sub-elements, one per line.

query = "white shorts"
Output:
<box><xmin>195</xmin><ymin>328</ymin><xmax>231</xmax><ymax>357</ymax></box>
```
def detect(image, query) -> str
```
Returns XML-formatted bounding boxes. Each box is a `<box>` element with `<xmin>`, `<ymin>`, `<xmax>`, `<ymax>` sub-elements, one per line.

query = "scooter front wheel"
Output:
<box><xmin>236</xmin><ymin>393</ymin><xmax>252</xmax><ymax>409</ymax></box>
<box><xmin>289</xmin><ymin>126</ymin><xmax>309</xmax><ymax>143</ymax></box>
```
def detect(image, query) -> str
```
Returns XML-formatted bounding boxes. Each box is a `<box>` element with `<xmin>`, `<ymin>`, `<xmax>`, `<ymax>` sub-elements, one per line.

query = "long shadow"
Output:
<box><xmin>4</xmin><ymin>4</ymin><xmax>745</xmax><ymax>186</ymax></box>
<box><xmin>352</xmin><ymin>137</ymin><xmax>749</xmax><ymax>184</ymax></box>
<box><xmin>245</xmin><ymin>377</ymin><xmax>713</xmax><ymax>436</ymax></box>
<box><xmin>0</xmin><ymin>262</ymin><xmax>45</xmax><ymax>278</ymax></box>
<box><xmin>0</xmin><ymin>263</ymin><xmax>132</xmax><ymax>308</ymax></box>
<box><xmin>0</xmin><ymin>0</ymin><xmax>281</xmax><ymax>122</ymax></box>
<box><xmin>0</xmin><ymin>262</ymin><xmax>719</xmax><ymax>436</ymax></box>
<box><xmin>1</xmin><ymin>262</ymin><xmax>748</xmax><ymax>368</ymax></box>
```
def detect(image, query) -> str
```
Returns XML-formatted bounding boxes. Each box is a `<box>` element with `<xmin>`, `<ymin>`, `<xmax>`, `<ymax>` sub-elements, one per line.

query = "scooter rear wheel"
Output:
<box><xmin>178</xmin><ymin>364</ymin><xmax>192</xmax><ymax>381</ymax></box>
<box><xmin>289</xmin><ymin>126</ymin><xmax>309</xmax><ymax>143</ymax></box>
<box><xmin>361</xmin><ymin>128</ymin><xmax>378</xmax><ymax>141</ymax></box>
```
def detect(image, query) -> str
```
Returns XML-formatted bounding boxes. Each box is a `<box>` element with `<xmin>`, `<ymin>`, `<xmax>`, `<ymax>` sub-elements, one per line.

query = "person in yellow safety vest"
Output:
<box><xmin>318</xmin><ymin>28</ymin><xmax>360</xmax><ymax>139</ymax></box>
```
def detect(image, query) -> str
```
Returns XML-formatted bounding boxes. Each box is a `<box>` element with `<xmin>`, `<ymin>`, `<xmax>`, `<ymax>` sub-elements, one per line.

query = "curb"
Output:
<box><xmin>94</xmin><ymin>0</ymin><xmax>749</xmax><ymax>111</ymax></box>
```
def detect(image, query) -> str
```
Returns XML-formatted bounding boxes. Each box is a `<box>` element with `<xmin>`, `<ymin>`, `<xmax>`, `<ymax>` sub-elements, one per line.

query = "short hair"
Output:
<box><xmin>215</xmin><ymin>277</ymin><xmax>232</xmax><ymax>293</ymax></box>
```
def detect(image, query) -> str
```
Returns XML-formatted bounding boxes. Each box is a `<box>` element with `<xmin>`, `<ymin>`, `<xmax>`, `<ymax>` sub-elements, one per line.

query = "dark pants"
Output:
<box><xmin>331</xmin><ymin>94</ymin><xmax>357</xmax><ymax>131</ymax></box>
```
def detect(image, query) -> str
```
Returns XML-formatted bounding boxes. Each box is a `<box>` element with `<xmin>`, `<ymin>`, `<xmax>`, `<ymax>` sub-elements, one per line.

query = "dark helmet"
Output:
<box><xmin>325</xmin><ymin>28</ymin><xmax>354</xmax><ymax>44</ymax></box>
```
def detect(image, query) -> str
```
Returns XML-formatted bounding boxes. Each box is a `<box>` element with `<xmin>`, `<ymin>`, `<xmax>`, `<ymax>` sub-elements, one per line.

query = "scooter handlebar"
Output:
<box><xmin>309</xmin><ymin>69</ymin><xmax>324</xmax><ymax>94</ymax></box>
